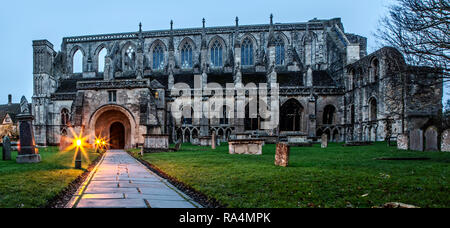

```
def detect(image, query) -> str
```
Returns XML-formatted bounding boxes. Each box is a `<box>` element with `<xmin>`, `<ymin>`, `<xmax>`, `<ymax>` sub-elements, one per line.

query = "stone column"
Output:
<box><xmin>16</xmin><ymin>113</ymin><xmax>41</xmax><ymax>163</ymax></box>
<box><xmin>307</xmin><ymin>93</ymin><xmax>317</xmax><ymax>138</ymax></box>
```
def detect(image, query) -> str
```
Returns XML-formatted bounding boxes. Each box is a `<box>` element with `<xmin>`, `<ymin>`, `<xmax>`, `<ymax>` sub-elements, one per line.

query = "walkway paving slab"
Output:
<box><xmin>71</xmin><ymin>149</ymin><xmax>200</xmax><ymax>208</ymax></box>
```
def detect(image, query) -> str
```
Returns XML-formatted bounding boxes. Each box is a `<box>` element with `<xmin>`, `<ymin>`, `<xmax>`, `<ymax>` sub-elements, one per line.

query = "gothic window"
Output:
<box><xmin>275</xmin><ymin>37</ymin><xmax>285</xmax><ymax>65</ymax></box>
<box><xmin>369</xmin><ymin>98</ymin><xmax>377</xmax><ymax>121</ymax></box>
<box><xmin>181</xmin><ymin>43</ymin><xmax>193</xmax><ymax>69</ymax></box>
<box><xmin>210</xmin><ymin>40</ymin><xmax>223</xmax><ymax>67</ymax></box>
<box><xmin>153</xmin><ymin>44</ymin><xmax>165</xmax><ymax>70</ymax></box>
<box><xmin>73</xmin><ymin>50</ymin><xmax>83</xmax><ymax>73</ymax></box>
<box><xmin>220</xmin><ymin>106</ymin><xmax>230</xmax><ymax>125</ymax></box>
<box><xmin>98</xmin><ymin>48</ymin><xmax>107</xmax><ymax>73</ymax></box>
<box><xmin>61</xmin><ymin>108</ymin><xmax>70</xmax><ymax>127</ymax></box>
<box><xmin>280</xmin><ymin>99</ymin><xmax>303</xmax><ymax>132</ymax></box>
<box><xmin>323</xmin><ymin>105</ymin><xmax>336</xmax><ymax>125</ymax></box>
<box><xmin>124</xmin><ymin>46</ymin><xmax>136</xmax><ymax>71</ymax></box>
<box><xmin>371</xmin><ymin>58</ymin><xmax>380</xmax><ymax>83</ymax></box>
<box><xmin>182</xmin><ymin>107</ymin><xmax>193</xmax><ymax>125</ymax></box>
<box><xmin>241</xmin><ymin>38</ymin><xmax>254</xmax><ymax>66</ymax></box>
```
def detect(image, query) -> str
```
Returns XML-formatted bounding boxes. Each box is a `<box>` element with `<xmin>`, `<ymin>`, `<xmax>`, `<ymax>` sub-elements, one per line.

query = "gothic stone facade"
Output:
<box><xmin>31</xmin><ymin>17</ymin><xmax>442</xmax><ymax>148</ymax></box>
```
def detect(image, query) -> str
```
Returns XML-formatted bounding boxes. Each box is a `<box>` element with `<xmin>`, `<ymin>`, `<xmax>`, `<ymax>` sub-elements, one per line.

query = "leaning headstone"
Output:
<box><xmin>321</xmin><ymin>134</ymin><xmax>328</xmax><ymax>148</ymax></box>
<box><xmin>397</xmin><ymin>134</ymin><xmax>409</xmax><ymax>150</ymax></box>
<box><xmin>409</xmin><ymin>129</ymin><xmax>423</xmax><ymax>151</ymax></box>
<box><xmin>441</xmin><ymin>129</ymin><xmax>450</xmax><ymax>152</ymax></box>
<box><xmin>2</xmin><ymin>136</ymin><xmax>11</xmax><ymax>161</ymax></box>
<box><xmin>275</xmin><ymin>143</ymin><xmax>290</xmax><ymax>167</ymax></box>
<box><xmin>425</xmin><ymin>127</ymin><xmax>438</xmax><ymax>151</ymax></box>
<box><xmin>16</xmin><ymin>96</ymin><xmax>41</xmax><ymax>163</ymax></box>
<box><xmin>211</xmin><ymin>131</ymin><xmax>216</xmax><ymax>150</ymax></box>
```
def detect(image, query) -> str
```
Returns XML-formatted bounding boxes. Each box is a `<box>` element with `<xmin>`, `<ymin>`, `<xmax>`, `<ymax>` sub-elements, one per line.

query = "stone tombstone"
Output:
<box><xmin>321</xmin><ymin>134</ymin><xmax>328</xmax><ymax>148</ymax></box>
<box><xmin>211</xmin><ymin>131</ymin><xmax>216</xmax><ymax>150</ymax></box>
<box><xmin>59</xmin><ymin>135</ymin><xmax>71</xmax><ymax>152</ymax></box>
<box><xmin>275</xmin><ymin>143</ymin><xmax>290</xmax><ymax>167</ymax></box>
<box><xmin>397</xmin><ymin>134</ymin><xmax>409</xmax><ymax>150</ymax></box>
<box><xmin>425</xmin><ymin>127</ymin><xmax>438</xmax><ymax>151</ymax></box>
<box><xmin>16</xmin><ymin>97</ymin><xmax>41</xmax><ymax>163</ymax></box>
<box><xmin>409</xmin><ymin>129</ymin><xmax>424</xmax><ymax>152</ymax></box>
<box><xmin>2</xmin><ymin>136</ymin><xmax>11</xmax><ymax>161</ymax></box>
<box><xmin>441</xmin><ymin>129</ymin><xmax>450</xmax><ymax>152</ymax></box>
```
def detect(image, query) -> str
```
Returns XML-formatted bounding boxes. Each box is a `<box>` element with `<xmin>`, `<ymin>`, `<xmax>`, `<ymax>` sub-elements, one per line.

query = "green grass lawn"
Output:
<box><xmin>130</xmin><ymin>143</ymin><xmax>450</xmax><ymax>208</ymax></box>
<box><xmin>0</xmin><ymin>147</ymin><xmax>99</xmax><ymax>208</ymax></box>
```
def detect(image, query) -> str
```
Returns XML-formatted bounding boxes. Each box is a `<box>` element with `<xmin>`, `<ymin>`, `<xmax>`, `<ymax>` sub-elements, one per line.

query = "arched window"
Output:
<box><xmin>280</xmin><ymin>99</ymin><xmax>303</xmax><ymax>132</ymax></box>
<box><xmin>153</xmin><ymin>44</ymin><xmax>165</xmax><ymax>70</ymax></box>
<box><xmin>98</xmin><ymin>48</ymin><xmax>107</xmax><ymax>73</ymax></box>
<box><xmin>323</xmin><ymin>105</ymin><xmax>336</xmax><ymax>125</ymax></box>
<box><xmin>182</xmin><ymin>107</ymin><xmax>193</xmax><ymax>125</ymax></box>
<box><xmin>369</xmin><ymin>98</ymin><xmax>377</xmax><ymax>121</ymax></box>
<box><xmin>371</xmin><ymin>58</ymin><xmax>379</xmax><ymax>82</ymax></box>
<box><xmin>241</xmin><ymin>38</ymin><xmax>254</xmax><ymax>66</ymax></box>
<box><xmin>181</xmin><ymin>43</ymin><xmax>193</xmax><ymax>69</ymax></box>
<box><xmin>124</xmin><ymin>46</ymin><xmax>136</xmax><ymax>71</ymax></box>
<box><xmin>220</xmin><ymin>106</ymin><xmax>230</xmax><ymax>125</ymax></box>
<box><xmin>210</xmin><ymin>40</ymin><xmax>223</xmax><ymax>67</ymax></box>
<box><xmin>73</xmin><ymin>50</ymin><xmax>83</xmax><ymax>73</ymax></box>
<box><xmin>61</xmin><ymin>108</ymin><xmax>70</xmax><ymax>126</ymax></box>
<box><xmin>275</xmin><ymin>37</ymin><xmax>285</xmax><ymax>65</ymax></box>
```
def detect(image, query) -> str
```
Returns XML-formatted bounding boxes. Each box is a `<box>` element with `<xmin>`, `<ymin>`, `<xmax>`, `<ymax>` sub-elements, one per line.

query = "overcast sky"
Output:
<box><xmin>0</xmin><ymin>0</ymin><xmax>405</xmax><ymax>104</ymax></box>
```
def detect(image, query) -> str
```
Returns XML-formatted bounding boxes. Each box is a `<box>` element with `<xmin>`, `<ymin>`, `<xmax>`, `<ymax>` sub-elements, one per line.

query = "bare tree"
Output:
<box><xmin>377</xmin><ymin>0</ymin><xmax>449</xmax><ymax>79</ymax></box>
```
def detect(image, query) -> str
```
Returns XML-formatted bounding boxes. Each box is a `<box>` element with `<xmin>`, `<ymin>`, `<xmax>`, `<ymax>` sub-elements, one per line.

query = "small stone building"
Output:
<box><xmin>0</xmin><ymin>95</ymin><xmax>21</xmax><ymax>142</ymax></box>
<box><xmin>31</xmin><ymin>16</ymin><xmax>443</xmax><ymax>149</ymax></box>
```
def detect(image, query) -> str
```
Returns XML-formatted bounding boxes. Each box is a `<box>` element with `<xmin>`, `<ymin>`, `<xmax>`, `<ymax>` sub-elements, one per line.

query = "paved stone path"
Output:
<box><xmin>72</xmin><ymin>150</ymin><xmax>200</xmax><ymax>208</ymax></box>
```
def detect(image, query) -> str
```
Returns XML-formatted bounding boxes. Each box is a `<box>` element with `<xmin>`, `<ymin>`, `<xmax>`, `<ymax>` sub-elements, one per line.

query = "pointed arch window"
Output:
<box><xmin>210</xmin><ymin>40</ymin><xmax>223</xmax><ymax>67</ymax></box>
<box><xmin>153</xmin><ymin>44</ymin><xmax>165</xmax><ymax>70</ymax></box>
<box><xmin>181</xmin><ymin>43</ymin><xmax>193</xmax><ymax>69</ymax></box>
<box><xmin>73</xmin><ymin>50</ymin><xmax>83</xmax><ymax>73</ymax></box>
<box><xmin>98</xmin><ymin>48</ymin><xmax>107</xmax><ymax>73</ymax></box>
<box><xmin>61</xmin><ymin>108</ymin><xmax>70</xmax><ymax>127</ymax></box>
<box><xmin>124</xmin><ymin>46</ymin><xmax>135</xmax><ymax>71</ymax></box>
<box><xmin>275</xmin><ymin>37</ymin><xmax>285</xmax><ymax>65</ymax></box>
<box><xmin>241</xmin><ymin>38</ymin><xmax>254</xmax><ymax>66</ymax></box>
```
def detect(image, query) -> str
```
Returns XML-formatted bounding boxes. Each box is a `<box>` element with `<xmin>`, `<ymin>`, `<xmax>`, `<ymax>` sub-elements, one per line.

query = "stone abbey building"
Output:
<box><xmin>31</xmin><ymin>16</ymin><xmax>442</xmax><ymax>149</ymax></box>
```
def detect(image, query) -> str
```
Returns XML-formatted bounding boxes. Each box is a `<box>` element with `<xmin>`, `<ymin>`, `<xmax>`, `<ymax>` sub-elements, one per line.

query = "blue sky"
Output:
<box><xmin>0</xmin><ymin>0</ymin><xmax>402</xmax><ymax>104</ymax></box>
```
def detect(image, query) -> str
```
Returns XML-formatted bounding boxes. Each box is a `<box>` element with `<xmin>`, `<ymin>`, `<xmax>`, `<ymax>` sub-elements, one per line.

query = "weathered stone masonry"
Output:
<box><xmin>31</xmin><ymin>16</ymin><xmax>442</xmax><ymax>148</ymax></box>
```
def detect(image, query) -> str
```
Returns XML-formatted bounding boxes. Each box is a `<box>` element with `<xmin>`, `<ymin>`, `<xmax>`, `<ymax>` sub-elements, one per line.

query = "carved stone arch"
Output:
<box><xmin>208</xmin><ymin>35</ymin><xmax>227</xmax><ymax>50</ymax></box>
<box><xmin>369</xmin><ymin>56</ymin><xmax>380</xmax><ymax>83</ymax></box>
<box><xmin>301</xmin><ymin>31</ymin><xmax>318</xmax><ymax>45</ymax></box>
<box><xmin>178</xmin><ymin>37</ymin><xmax>197</xmax><ymax>51</ymax></box>
<box><xmin>69</xmin><ymin>45</ymin><xmax>86</xmax><ymax>73</ymax></box>
<box><xmin>94</xmin><ymin>43</ymin><xmax>109</xmax><ymax>72</ymax></box>
<box><xmin>275</xmin><ymin>32</ymin><xmax>290</xmax><ymax>46</ymax></box>
<box><xmin>240</xmin><ymin>33</ymin><xmax>258</xmax><ymax>47</ymax></box>
<box><xmin>368</xmin><ymin>96</ymin><xmax>378</xmax><ymax>121</ymax></box>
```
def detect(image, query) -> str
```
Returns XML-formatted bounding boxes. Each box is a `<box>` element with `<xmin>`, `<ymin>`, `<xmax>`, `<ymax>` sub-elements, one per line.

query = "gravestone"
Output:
<box><xmin>425</xmin><ymin>127</ymin><xmax>438</xmax><ymax>151</ymax></box>
<box><xmin>59</xmin><ymin>135</ymin><xmax>71</xmax><ymax>152</ymax></box>
<box><xmin>441</xmin><ymin>129</ymin><xmax>450</xmax><ymax>152</ymax></box>
<box><xmin>321</xmin><ymin>134</ymin><xmax>328</xmax><ymax>148</ymax></box>
<box><xmin>16</xmin><ymin>96</ymin><xmax>41</xmax><ymax>163</ymax></box>
<box><xmin>211</xmin><ymin>131</ymin><xmax>216</xmax><ymax>150</ymax></box>
<box><xmin>275</xmin><ymin>143</ymin><xmax>290</xmax><ymax>167</ymax></box>
<box><xmin>397</xmin><ymin>134</ymin><xmax>409</xmax><ymax>150</ymax></box>
<box><xmin>2</xmin><ymin>136</ymin><xmax>11</xmax><ymax>161</ymax></box>
<box><xmin>409</xmin><ymin>129</ymin><xmax>423</xmax><ymax>151</ymax></box>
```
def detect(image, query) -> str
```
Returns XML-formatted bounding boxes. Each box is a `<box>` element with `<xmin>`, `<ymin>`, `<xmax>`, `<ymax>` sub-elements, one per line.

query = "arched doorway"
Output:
<box><xmin>280</xmin><ymin>99</ymin><xmax>303</xmax><ymax>132</ymax></box>
<box><xmin>110</xmin><ymin>122</ymin><xmax>125</xmax><ymax>149</ymax></box>
<box><xmin>91</xmin><ymin>106</ymin><xmax>134</xmax><ymax>150</ymax></box>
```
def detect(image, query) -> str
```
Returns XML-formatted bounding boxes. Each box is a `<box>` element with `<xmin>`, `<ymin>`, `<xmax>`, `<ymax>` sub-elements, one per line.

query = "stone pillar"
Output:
<box><xmin>2</xmin><ymin>136</ymin><xmax>11</xmax><ymax>161</ymax></box>
<box><xmin>16</xmin><ymin>113</ymin><xmax>41</xmax><ymax>163</ymax></box>
<box><xmin>307</xmin><ymin>93</ymin><xmax>317</xmax><ymax>138</ymax></box>
<box><xmin>306</xmin><ymin>66</ymin><xmax>313</xmax><ymax>87</ymax></box>
<box><xmin>211</xmin><ymin>131</ymin><xmax>216</xmax><ymax>150</ymax></box>
<box><xmin>275</xmin><ymin>143</ymin><xmax>290</xmax><ymax>167</ymax></box>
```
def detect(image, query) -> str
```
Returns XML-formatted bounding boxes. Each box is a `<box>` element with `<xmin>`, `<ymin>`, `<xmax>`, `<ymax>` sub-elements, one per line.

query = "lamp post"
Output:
<box><xmin>75</xmin><ymin>139</ymin><xmax>82</xmax><ymax>169</ymax></box>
